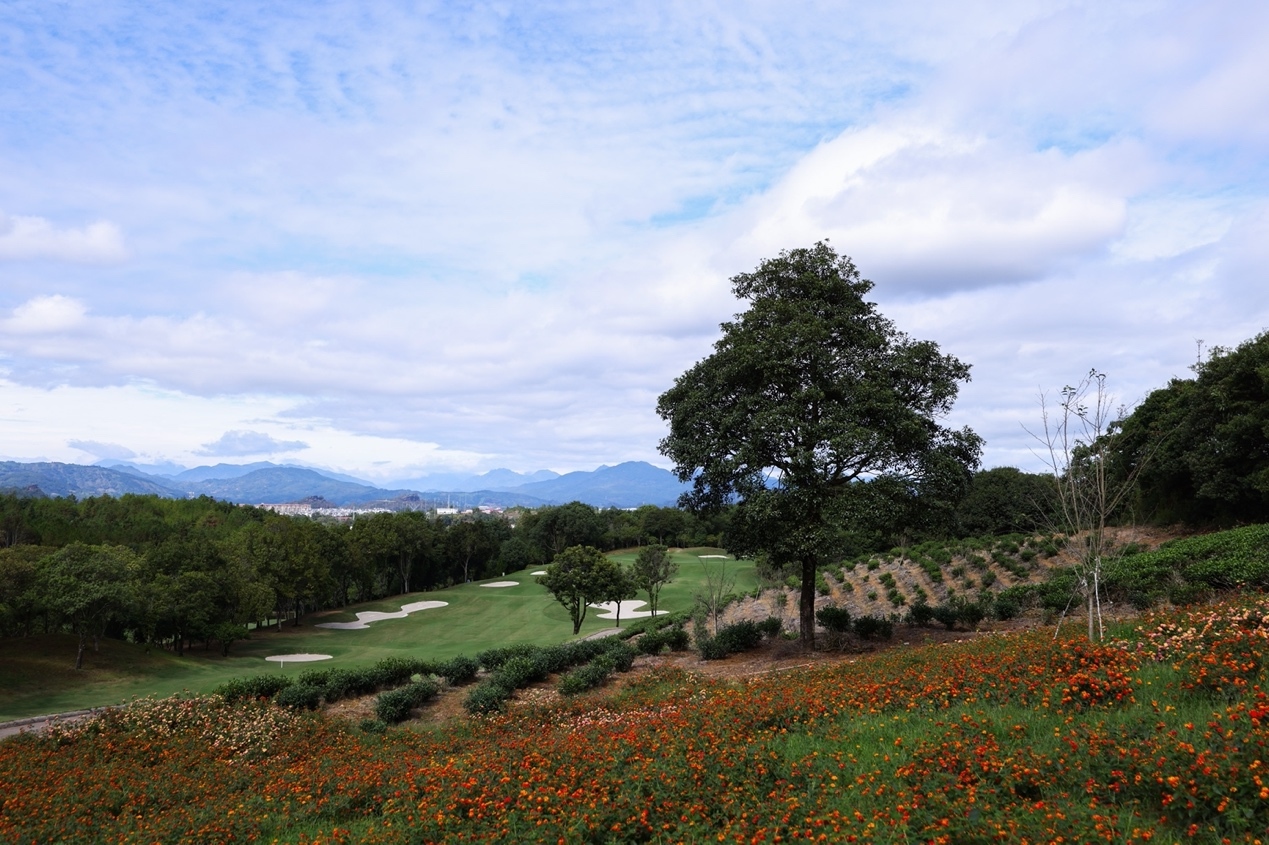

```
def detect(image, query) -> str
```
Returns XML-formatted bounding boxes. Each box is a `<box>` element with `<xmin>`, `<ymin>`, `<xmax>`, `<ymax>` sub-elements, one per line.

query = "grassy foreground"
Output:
<box><xmin>0</xmin><ymin>548</ymin><xmax>755</xmax><ymax>720</ymax></box>
<box><xmin>4</xmin><ymin>595</ymin><xmax>1269</xmax><ymax>843</ymax></box>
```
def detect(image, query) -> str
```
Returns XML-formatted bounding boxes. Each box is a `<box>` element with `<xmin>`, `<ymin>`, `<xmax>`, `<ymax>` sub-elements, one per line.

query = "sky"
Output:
<box><xmin>2</xmin><ymin>1</ymin><xmax>1267</xmax><ymax>485</ymax></box>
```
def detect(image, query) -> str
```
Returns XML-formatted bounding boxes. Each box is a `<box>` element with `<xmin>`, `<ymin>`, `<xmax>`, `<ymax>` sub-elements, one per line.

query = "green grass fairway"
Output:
<box><xmin>0</xmin><ymin>549</ymin><xmax>755</xmax><ymax>720</ymax></box>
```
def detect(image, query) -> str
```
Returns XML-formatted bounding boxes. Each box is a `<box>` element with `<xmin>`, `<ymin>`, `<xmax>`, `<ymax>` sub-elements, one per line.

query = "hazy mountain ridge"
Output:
<box><xmin>0</xmin><ymin>462</ymin><xmax>184</xmax><ymax>499</ymax></box>
<box><xmin>4</xmin><ymin>461</ymin><xmax>687</xmax><ymax>508</ymax></box>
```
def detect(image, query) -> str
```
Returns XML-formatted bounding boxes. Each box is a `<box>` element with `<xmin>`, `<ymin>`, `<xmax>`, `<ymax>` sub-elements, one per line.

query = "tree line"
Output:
<box><xmin>0</xmin><ymin>494</ymin><xmax>726</xmax><ymax>660</ymax></box>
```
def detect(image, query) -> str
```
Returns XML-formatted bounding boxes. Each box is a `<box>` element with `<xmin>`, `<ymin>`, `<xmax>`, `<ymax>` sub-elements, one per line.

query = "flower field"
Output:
<box><xmin>4</xmin><ymin>597</ymin><xmax>1269</xmax><ymax>843</ymax></box>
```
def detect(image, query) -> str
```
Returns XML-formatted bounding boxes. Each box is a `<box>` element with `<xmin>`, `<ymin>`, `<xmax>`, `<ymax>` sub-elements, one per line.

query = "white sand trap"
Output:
<box><xmin>315</xmin><ymin>600</ymin><xmax>449</xmax><ymax>630</ymax></box>
<box><xmin>481</xmin><ymin>581</ymin><xmax>519</xmax><ymax>588</ymax></box>
<box><xmin>265</xmin><ymin>653</ymin><xmax>332</xmax><ymax>663</ymax></box>
<box><xmin>588</xmin><ymin>600</ymin><xmax>667</xmax><ymax>620</ymax></box>
<box><xmin>530</xmin><ymin>570</ymin><xmax>547</xmax><ymax>575</ymax></box>
<box><xmin>698</xmin><ymin>554</ymin><xmax>729</xmax><ymax>559</ymax></box>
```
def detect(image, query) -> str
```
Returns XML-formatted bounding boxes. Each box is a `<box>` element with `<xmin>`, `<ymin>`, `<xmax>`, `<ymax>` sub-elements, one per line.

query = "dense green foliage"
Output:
<box><xmin>1113</xmin><ymin>331</ymin><xmax>1269</xmax><ymax>525</ymax></box>
<box><xmin>1103</xmin><ymin>524</ymin><xmax>1269</xmax><ymax>606</ymax></box>
<box><xmin>955</xmin><ymin>466</ymin><xmax>1058</xmax><ymax>536</ymax></box>
<box><xmin>0</xmin><ymin>492</ymin><xmax>719</xmax><ymax>663</ymax></box>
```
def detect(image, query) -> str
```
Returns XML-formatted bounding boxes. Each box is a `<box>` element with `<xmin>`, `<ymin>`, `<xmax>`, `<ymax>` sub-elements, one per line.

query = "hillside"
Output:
<box><xmin>0</xmin><ymin>462</ymin><xmax>181</xmax><ymax>499</ymax></box>
<box><xmin>5</xmin><ymin>593</ymin><xmax>1268</xmax><ymax>842</ymax></box>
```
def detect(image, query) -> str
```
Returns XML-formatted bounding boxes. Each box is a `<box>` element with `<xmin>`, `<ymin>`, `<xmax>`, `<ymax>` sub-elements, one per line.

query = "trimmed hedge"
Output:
<box><xmin>375</xmin><ymin>679</ymin><xmax>441</xmax><ymax>724</ymax></box>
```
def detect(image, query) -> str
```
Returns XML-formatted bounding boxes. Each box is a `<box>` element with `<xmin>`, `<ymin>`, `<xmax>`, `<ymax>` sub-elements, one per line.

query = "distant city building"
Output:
<box><xmin>435</xmin><ymin>507</ymin><xmax>459</xmax><ymax>516</ymax></box>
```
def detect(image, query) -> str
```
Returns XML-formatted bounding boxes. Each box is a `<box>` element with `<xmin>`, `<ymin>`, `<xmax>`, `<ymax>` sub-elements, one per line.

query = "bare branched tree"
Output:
<box><xmin>1029</xmin><ymin>370</ymin><xmax>1145</xmax><ymax>641</ymax></box>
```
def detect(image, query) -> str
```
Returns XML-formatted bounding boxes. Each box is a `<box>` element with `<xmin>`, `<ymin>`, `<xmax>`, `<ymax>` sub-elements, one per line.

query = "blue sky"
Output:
<box><xmin>2</xmin><ymin>1</ymin><xmax>1267</xmax><ymax>483</ymax></box>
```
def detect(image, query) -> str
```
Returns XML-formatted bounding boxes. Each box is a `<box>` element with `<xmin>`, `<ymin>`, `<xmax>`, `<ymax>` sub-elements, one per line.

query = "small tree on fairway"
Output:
<box><xmin>537</xmin><ymin>545</ymin><xmax>628</xmax><ymax>635</ymax></box>
<box><xmin>631</xmin><ymin>544</ymin><xmax>678</xmax><ymax>616</ymax></box>
<box><xmin>657</xmin><ymin>242</ymin><xmax>982</xmax><ymax>648</ymax></box>
<box><xmin>610</xmin><ymin>565</ymin><xmax>638</xmax><ymax>628</ymax></box>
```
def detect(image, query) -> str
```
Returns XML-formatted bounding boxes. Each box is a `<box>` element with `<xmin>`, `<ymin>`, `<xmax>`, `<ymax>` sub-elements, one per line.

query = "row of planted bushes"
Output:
<box><xmin>815</xmin><ymin>605</ymin><xmax>894</xmax><ymax>639</ymax></box>
<box><xmin>465</xmin><ymin>637</ymin><xmax>646</xmax><ymax>714</ymax></box>
<box><xmin>215</xmin><ymin>654</ymin><xmax>480</xmax><ymax>712</ymax></box>
<box><xmin>1101</xmin><ymin>523</ymin><xmax>1269</xmax><ymax>608</ymax></box>
<box><xmin>698</xmin><ymin>617</ymin><xmax>782</xmax><ymax>660</ymax></box>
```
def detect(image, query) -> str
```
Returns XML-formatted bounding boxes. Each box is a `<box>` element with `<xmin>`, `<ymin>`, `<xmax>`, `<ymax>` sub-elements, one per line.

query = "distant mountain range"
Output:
<box><xmin>0</xmin><ymin>459</ymin><xmax>688</xmax><ymax>509</ymax></box>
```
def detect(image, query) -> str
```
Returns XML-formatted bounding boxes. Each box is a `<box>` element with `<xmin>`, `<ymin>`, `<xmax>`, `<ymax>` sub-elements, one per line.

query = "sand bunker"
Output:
<box><xmin>481</xmin><ymin>581</ymin><xmax>519</xmax><ymax>588</ymax></box>
<box><xmin>265</xmin><ymin>653</ymin><xmax>332</xmax><ymax>663</ymax></box>
<box><xmin>315</xmin><ymin>600</ymin><xmax>449</xmax><ymax>630</ymax></box>
<box><xmin>588</xmin><ymin>600</ymin><xmax>666</xmax><ymax>620</ymax></box>
<box><xmin>698</xmin><ymin>554</ymin><xmax>729</xmax><ymax>559</ymax></box>
<box><xmin>530</xmin><ymin>570</ymin><xmax>547</xmax><ymax>575</ymax></box>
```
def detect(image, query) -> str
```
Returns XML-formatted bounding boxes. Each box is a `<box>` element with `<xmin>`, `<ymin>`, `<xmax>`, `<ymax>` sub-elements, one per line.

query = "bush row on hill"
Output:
<box><xmin>465</xmin><ymin>637</ymin><xmax>652</xmax><ymax>714</ymax></box>
<box><xmin>214</xmin><ymin>654</ymin><xmax>480</xmax><ymax>718</ymax></box>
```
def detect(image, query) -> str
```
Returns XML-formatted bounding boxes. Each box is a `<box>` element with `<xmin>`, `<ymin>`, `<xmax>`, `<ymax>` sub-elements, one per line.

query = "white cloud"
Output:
<box><xmin>67</xmin><ymin>439</ymin><xmax>136</xmax><ymax>460</ymax></box>
<box><xmin>0</xmin><ymin>212</ymin><xmax>127</xmax><ymax>262</ymax></box>
<box><xmin>3</xmin><ymin>295</ymin><xmax>89</xmax><ymax>334</ymax></box>
<box><xmin>720</xmin><ymin>124</ymin><xmax>1137</xmax><ymax>292</ymax></box>
<box><xmin>197</xmin><ymin>430</ymin><xmax>309</xmax><ymax>457</ymax></box>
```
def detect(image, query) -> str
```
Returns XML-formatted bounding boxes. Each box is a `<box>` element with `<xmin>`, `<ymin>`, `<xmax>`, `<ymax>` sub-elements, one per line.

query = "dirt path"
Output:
<box><xmin>0</xmin><ymin>709</ymin><xmax>101</xmax><ymax>741</ymax></box>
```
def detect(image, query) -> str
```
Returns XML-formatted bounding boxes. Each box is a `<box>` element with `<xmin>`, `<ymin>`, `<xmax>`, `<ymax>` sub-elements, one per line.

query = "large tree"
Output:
<box><xmin>657</xmin><ymin>242</ymin><xmax>982</xmax><ymax>647</ymax></box>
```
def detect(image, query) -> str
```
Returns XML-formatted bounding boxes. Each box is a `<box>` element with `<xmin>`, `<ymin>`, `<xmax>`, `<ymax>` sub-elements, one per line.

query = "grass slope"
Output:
<box><xmin>4</xmin><ymin>596</ymin><xmax>1269</xmax><ymax>842</ymax></box>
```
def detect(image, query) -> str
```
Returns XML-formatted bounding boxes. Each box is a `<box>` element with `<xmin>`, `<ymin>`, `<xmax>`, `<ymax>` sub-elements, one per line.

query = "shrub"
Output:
<box><xmin>663</xmin><ymin>626</ymin><xmax>690</xmax><ymax>651</ymax></box>
<box><xmin>637</xmin><ymin>629</ymin><xmax>666</xmax><ymax>655</ymax></box>
<box><xmin>476</xmin><ymin>643</ymin><xmax>539</xmax><ymax>671</ymax></box>
<box><xmin>958</xmin><ymin>599</ymin><xmax>986</xmax><ymax>628</ymax></box>
<box><xmin>907</xmin><ymin>601</ymin><xmax>935</xmax><ymax>626</ymax></box>
<box><xmin>495</xmin><ymin>655</ymin><xmax>549</xmax><ymax>690</ymax></box>
<box><xmin>757</xmin><ymin>616</ymin><xmax>783</xmax><ymax>638</ymax></box>
<box><xmin>815</xmin><ymin>571</ymin><xmax>832</xmax><ymax>596</ymax></box>
<box><xmin>603</xmin><ymin>641</ymin><xmax>636</xmax><ymax>672</ymax></box>
<box><xmin>558</xmin><ymin>661</ymin><xmax>612</xmax><ymax>695</ymax></box>
<box><xmin>816</xmin><ymin>605</ymin><xmax>852</xmax><ymax>633</ymax></box>
<box><xmin>698</xmin><ymin>636</ymin><xmax>729</xmax><ymax>661</ymax></box>
<box><xmin>464</xmin><ymin>681</ymin><xmax>513</xmax><ymax>715</ymax></box>
<box><xmin>714</xmin><ymin>620</ymin><xmax>763</xmax><ymax>654</ymax></box>
<box><xmin>275</xmin><ymin>683</ymin><xmax>324</xmax><ymax>711</ymax></box>
<box><xmin>214</xmin><ymin>674</ymin><xmax>293</xmax><ymax>703</ymax></box>
<box><xmin>1168</xmin><ymin>583</ymin><xmax>1207</xmax><ymax>607</ymax></box>
<box><xmin>436</xmin><ymin>655</ymin><xmax>480</xmax><ymax>685</ymax></box>
<box><xmin>993</xmin><ymin>592</ymin><xmax>1021</xmax><ymax>620</ymax></box>
<box><xmin>296</xmin><ymin>668</ymin><xmax>332</xmax><ymax>689</ymax></box>
<box><xmin>853</xmin><ymin>614</ymin><xmax>894</xmax><ymax>640</ymax></box>
<box><xmin>932</xmin><ymin>604</ymin><xmax>960</xmax><ymax>630</ymax></box>
<box><xmin>376</xmin><ymin>679</ymin><xmax>441</xmax><ymax>724</ymax></box>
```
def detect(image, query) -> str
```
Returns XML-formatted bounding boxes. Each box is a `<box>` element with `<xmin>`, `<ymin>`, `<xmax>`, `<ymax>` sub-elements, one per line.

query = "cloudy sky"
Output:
<box><xmin>2</xmin><ymin>1</ymin><xmax>1267</xmax><ymax>484</ymax></box>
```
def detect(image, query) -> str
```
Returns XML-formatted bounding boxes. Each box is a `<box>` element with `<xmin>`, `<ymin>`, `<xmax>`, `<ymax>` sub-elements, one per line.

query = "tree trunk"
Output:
<box><xmin>800</xmin><ymin>559</ymin><xmax>817</xmax><ymax>650</ymax></box>
<box><xmin>75</xmin><ymin>633</ymin><xmax>85</xmax><ymax>670</ymax></box>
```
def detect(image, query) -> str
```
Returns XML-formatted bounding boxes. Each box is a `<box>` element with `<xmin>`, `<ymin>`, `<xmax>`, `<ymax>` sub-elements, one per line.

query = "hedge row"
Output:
<box><xmin>464</xmin><ymin>638</ymin><xmax>640</xmax><ymax>715</ymax></box>
<box><xmin>698</xmin><ymin>617</ymin><xmax>781</xmax><ymax>660</ymax></box>
<box><xmin>214</xmin><ymin>654</ymin><xmax>479</xmax><ymax>709</ymax></box>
